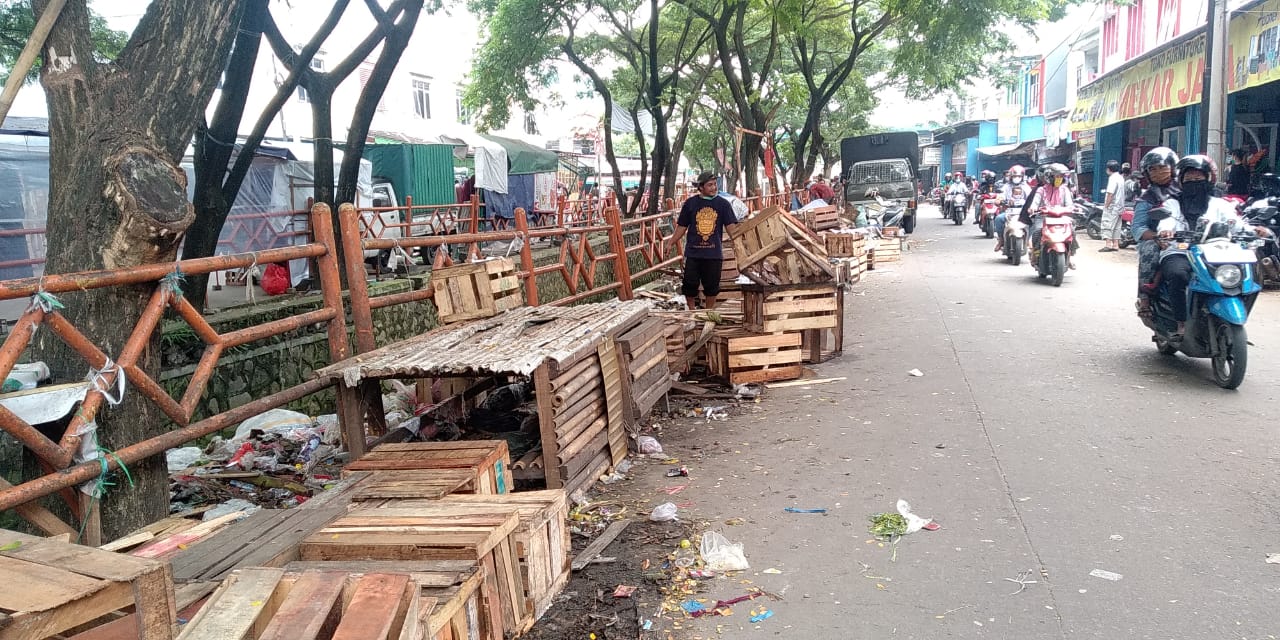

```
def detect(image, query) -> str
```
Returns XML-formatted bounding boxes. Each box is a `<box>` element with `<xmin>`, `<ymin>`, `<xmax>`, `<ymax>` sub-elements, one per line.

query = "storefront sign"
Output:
<box><xmin>1228</xmin><ymin>0</ymin><xmax>1280</xmax><ymax>93</ymax></box>
<box><xmin>997</xmin><ymin>115</ymin><xmax>1019</xmax><ymax>144</ymax></box>
<box><xmin>1072</xmin><ymin>0</ymin><xmax>1280</xmax><ymax>132</ymax></box>
<box><xmin>1070</xmin><ymin>35</ymin><xmax>1205</xmax><ymax>132</ymax></box>
<box><xmin>921</xmin><ymin>146</ymin><xmax>942</xmax><ymax>166</ymax></box>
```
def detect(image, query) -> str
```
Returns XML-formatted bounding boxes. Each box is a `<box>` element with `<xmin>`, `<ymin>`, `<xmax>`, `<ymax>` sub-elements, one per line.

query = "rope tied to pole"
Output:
<box><xmin>160</xmin><ymin>264</ymin><xmax>186</xmax><ymax>298</ymax></box>
<box><xmin>28</xmin><ymin>290</ymin><xmax>64</xmax><ymax>314</ymax></box>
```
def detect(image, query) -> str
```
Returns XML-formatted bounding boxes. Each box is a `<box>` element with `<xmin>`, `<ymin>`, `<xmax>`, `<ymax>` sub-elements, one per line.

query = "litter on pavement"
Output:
<box><xmin>1089</xmin><ymin>569</ymin><xmax>1124</xmax><ymax>581</ymax></box>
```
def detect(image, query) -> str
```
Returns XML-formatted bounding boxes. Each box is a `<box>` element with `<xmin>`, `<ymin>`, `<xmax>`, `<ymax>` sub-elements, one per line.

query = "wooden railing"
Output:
<box><xmin>0</xmin><ymin>188</ymin><xmax>810</xmax><ymax>543</ymax></box>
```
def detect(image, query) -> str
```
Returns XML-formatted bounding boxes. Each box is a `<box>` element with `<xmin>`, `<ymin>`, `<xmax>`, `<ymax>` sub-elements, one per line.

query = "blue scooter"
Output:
<box><xmin>1146</xmin><ymin>207</ymin><xmax>1262</xmax><ymax>389</ymax></box>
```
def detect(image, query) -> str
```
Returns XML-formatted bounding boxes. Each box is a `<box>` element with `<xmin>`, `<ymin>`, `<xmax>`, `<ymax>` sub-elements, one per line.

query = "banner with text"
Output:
<box><xmin>1069</xmin><ymin>35</ymin><xmax>1205</xmax><ymax>132</ymax></box>
<box><xmin>1228</xmin><ymin>0</ymin><xmax>1280</xmax><ymax>93</ymax></box>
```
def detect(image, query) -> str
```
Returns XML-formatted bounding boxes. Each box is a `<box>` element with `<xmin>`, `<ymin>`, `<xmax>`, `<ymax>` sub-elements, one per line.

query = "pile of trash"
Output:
<box><xmin>166</xmin><ymin>408</ymin><xmax>345</xmax><ymax>514</ymax></box>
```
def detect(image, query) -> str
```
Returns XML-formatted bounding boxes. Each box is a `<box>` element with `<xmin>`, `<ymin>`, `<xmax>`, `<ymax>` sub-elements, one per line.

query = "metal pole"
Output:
<box><xmin>1200</xmin><ymin>0</ymin><xmax>1228</xmax><ymax>163</ymax></box>
<box><xmin>0</xmin><ymin>0</ymin><xmax>67</xmax><ymax>125</ymax></box>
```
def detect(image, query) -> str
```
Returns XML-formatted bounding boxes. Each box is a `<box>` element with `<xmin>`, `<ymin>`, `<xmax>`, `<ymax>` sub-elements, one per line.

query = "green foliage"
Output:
<box><xmin>464</xmin><ymin>0</ymin><xmax>569</xmax><ymax>131</ymax></box>
<box><xmin>0</xmin><ymin>1</ymin><xmax>127</xmax><ymax>85</ymax></box>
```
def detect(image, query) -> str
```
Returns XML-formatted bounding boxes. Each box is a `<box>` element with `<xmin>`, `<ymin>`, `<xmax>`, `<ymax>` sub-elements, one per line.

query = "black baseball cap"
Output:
<box><xmin>693</xmin><ymin>171</ymin><xmax>717</xmax><ymax>186</ymax></box>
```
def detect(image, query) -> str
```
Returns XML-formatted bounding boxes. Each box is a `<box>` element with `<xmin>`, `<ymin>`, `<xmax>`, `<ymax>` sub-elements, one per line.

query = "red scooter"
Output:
<box><xmin>978</xmin><ymin>193</ymin><xmax>1000</xmax><ymax>238</ymax></box>
<box><xmin>1030</xmin><ymin>206</ymin><xmax>1075</xmax><ymax>287</ymax></box>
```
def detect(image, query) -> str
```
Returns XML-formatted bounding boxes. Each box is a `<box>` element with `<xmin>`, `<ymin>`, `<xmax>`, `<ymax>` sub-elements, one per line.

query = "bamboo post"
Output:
<box><xmin>336</xmin><ymin>203</ymin><xmax>386</xmax><ymax>437</ymax></box>
<box><xmin>513</xmin><ymin>206</ymin><xmax>539</xmax><ymax>305</ymax></box>
<box><xmin>311</xmin><ymin>204</ymin><xmax>365</xmax><ymax>456</ymax></box>
<box><xmin>0</xmin><ymin>0</ymin><xmax>66</xmax><ymax>124</ymax></box>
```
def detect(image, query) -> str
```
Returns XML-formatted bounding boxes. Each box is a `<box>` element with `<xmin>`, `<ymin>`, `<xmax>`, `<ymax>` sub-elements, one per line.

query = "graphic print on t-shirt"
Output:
<box><xmin>695</xmin><ymin>206</ymin><xmax>719</xmax><ymax>242</ymax></box>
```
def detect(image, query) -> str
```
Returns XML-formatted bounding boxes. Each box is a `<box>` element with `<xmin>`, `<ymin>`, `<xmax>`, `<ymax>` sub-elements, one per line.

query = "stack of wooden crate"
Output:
<box><xmin>822</xmin><ymin>231</ymin><xmax>870</xmax><ymax>286</ymax></box>
<box><xmin>430</xmin><ymin>257</ymin><xmax>523</xmax><ymax>324</ymax></box>
<box><xmin>869</xmin><ymin>227</ymin><xmax>903</xmax><ymax>269</ymax></box>
<box><xmin>174</xmin><ymin>441</ymin><xmax>571</xmax><ymax>640</ymax></box>
<box><xmin>698</xmin><ymin>206</ymin><xmax>845</xmax><ymax>380</ymax></box>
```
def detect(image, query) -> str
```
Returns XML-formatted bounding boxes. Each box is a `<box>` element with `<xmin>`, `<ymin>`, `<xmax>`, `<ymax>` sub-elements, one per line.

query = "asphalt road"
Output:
<box><xmin>646</xmin><ymin>204</ymin><xmax>1280</xmax><ymax>639</ymax></box>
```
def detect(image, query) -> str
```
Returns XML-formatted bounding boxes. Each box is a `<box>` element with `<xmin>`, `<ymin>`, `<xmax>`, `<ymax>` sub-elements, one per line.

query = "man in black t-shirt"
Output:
<box><xmin>668</xmin><ymin>171</ymin><xmax>740</xmax><ymax>309</ymax></box>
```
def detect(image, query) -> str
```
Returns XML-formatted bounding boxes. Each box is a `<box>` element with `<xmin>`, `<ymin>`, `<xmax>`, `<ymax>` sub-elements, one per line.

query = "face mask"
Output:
<box><xmin>1181</xmin><ymin>180</ymin><xmax>1211</xmax><ymax>215</ymax></box>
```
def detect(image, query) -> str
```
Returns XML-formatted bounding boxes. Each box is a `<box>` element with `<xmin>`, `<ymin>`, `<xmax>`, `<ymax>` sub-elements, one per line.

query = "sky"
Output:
<box><xmin>869</xmin><ymin>4</ymin><xmax>1102</xmax><ymax>131</ymax></box>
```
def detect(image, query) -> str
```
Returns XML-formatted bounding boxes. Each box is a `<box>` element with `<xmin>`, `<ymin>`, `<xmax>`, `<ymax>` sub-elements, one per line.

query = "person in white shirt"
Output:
<box><xmin>1100</xmin><ymin>160</ymin><xmax>1126</xmax><ymax>252</ymax></box>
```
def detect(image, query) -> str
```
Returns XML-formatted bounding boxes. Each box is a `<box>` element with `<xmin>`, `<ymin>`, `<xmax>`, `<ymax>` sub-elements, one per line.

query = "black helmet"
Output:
<box><xmin>1139</xmin><ymin>147</ymin><xmax>1179</xmax><ymax>176</ymax></box>
<box><xmin>1175</xmin><ymin>154</ymin><xmax>1217</xmax><ymax>184</ymax></box>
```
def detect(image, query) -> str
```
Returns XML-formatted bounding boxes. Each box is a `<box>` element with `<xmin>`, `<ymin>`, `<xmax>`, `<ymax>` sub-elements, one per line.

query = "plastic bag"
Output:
<box><xmin>699</xmin><ymin>531</ymin><xmax>749</xmax><ymax>571</ymax></box>
<box><xmin>636</xmin><ymin>436</ymin><xmax>663</xmax><ymax>454</ymax></box>
<box><xmin>649</xmin><ymin>502</ymin><xmax>679</xmax><ymax>522</ymax></box>
<box><xmin>896</xmin><ymin>499</ymin><xmax>935</xmax><ymax>533</ymax></box>
<box><xmin>231</xmin><ymin>409</ymin><xmax>313</xmax><ymax>443</ymax></box>
<box><xmin>166</xmin><ymin>447</ymin><xmax>203</xmax><ymax>473</ymax></box>
<box><xmin>260</xmin><ymin>263</ymin><xmax>290</xmax><ymax>296</ymax></box>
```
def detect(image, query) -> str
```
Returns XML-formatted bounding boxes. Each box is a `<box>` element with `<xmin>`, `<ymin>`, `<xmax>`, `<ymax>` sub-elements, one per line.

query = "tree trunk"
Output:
<box><xmin>562</xmin><ymin>40</ymin><xmax>626</xmax><ymax>214</ymax></box>
<box><xmin>629</xmin><ymin>101</ymin><xmax>648</xmax><ymax>218</ymax></box>
<box><xmin>310</xmin><ymin>84</ymin><xmax>336</xmax><ymax>209</ymax></box>
<box><xmin>186</xmin><ymin>0</ymin><xmax>268</xmax><ymax>312</ymax></box>
<box><xmin>34</xmin><ymin>0</ymin><xmax>246</xmax><ymax>540</ymax></box>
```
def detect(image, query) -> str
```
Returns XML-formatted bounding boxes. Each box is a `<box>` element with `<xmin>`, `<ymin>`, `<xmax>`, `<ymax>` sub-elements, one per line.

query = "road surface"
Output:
<box><xmin>644</xmin><ymin>205</ymin><xmax>1280</xmax><ymax>639</ymax></box>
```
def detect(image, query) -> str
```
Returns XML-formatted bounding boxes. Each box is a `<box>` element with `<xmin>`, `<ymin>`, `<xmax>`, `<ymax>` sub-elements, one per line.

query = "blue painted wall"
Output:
<box><xmin>940</xmin><ymin>143</ymin><xmax>953</xmax><ymax>175</ymax></box>
<box><xmin>965</xmin><ymin>137</ymin><xmax>980</xmax><ymax>175</ymax></box>
<box><xmin>1020</xmin><ymin>116</ymin><xmax>1045</xmax><ymax>144</ymax></box>
<box><xmin>1094</xmin><ymin>122</ymin><xmax>1125</xmax><ymax>201</ymax></box>
<box><xmin>1183</xmin><ymin>104</ymin><xmax>1202</xmax><ymax>155</ymax></box>
<box><xmin>978</xmin><ymin>121</ymin><xmax>998</xmax><ymax>146</ymax></box>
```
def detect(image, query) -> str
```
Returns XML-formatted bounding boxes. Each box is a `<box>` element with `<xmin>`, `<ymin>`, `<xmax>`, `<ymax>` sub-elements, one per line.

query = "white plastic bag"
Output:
<box><xmin>699</xmin><ymin>531</ymin><xmax>749</xmax><ymax>571</ymax></box>
<box><xmin>166</xmin><ymin>447</ymin><xmax>203</xmax><ymax>473</ymax></box>
<box><xmin>896</xmin><ymin>499</ymin><xmax>933</xmax><ymax>534</ymax></box>
<box><xmin>635</xmin><ymin>436</ymin><xmax>663</xmax><ymax>454</ymax></box>
<box><xmin>649</xmin><ymin>502</ymin><xmax>679</xmax><ymax>522</ymax></box>
<box><xmin>231</xmin><ymin>409</ymin><xmax>313</xmax><ymax>443</ymax></box>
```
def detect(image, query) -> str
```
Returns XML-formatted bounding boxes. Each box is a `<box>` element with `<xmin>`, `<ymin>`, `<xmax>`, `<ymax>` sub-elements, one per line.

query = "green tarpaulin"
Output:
<box><xmin>480</xmin><ymin>134</ymin><xmax>558</xmax><ymax>175</ymax></box>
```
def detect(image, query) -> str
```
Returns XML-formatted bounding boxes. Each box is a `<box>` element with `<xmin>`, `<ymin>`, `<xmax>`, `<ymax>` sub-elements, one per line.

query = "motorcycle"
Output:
<box><xmin>1242</xmin><ymin>198</ymin><xmax>1280</xmax><ymax>284</ymax></box>
<box><xmin>1002</xmin><ymin>209</ymin><xmax>1027</xmax><ymax>266</ymax></box>
<box><xmin>978</xmin><ymin>193</ymin><xmax>1000</xmax><ymax>238</ymax></box>
<box><xmin>1082</xmin><ymin>201</ymin><xmax>1137</xmax><ymax>248</ymax></box>
<box><xmin>948</xmin><ymin>191</ymin><xmax>968</xmax><ymax>225</ymax></box>
<box><xmin>1029</xmin><ymin>206</ymin><xmax>1075</xmax><ymax>286</ymax></box>
<box><xmin>1144</xmin><ymin>206</ymin><xmax>1262</xmax><ymax>389</ymax></box>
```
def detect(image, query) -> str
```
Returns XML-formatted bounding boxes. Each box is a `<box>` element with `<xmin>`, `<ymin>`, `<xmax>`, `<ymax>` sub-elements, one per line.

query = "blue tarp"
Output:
<box><xmin>482</xmin><ymin>174</ymin><xmax>537</xmax><ymax>220</ymax></box>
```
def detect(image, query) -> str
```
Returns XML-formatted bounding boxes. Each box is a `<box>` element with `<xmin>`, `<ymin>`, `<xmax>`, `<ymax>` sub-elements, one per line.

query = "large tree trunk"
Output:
<box><xmin>310</xmin><ymin>85</ymin><xmax>336</xmax><ymax>209</ymax></box>
<box><xmin>34</xmin><ymin>0</ymin><xmax>246</xmax><ymax>540</ymax></box>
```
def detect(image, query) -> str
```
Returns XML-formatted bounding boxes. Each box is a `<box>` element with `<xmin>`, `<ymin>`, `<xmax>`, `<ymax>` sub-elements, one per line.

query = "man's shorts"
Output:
<box><xmin>681</xmin><ymin>256</ymin><xmax>724</xmax><ymax>298</ymax></box>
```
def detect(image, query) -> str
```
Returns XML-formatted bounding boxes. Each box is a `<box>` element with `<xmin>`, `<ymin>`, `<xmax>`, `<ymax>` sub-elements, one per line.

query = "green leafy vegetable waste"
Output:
<box><xmin>869</xmin><ymin>513</ymin><xmax>908</xmax><ymax>538</ymax></box>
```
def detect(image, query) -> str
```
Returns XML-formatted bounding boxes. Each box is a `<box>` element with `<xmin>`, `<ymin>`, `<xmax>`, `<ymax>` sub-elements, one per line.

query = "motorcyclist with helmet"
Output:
<box><xmin>1131</xmin><ymin>147</ymin><xmax>1181</xmax><ymax>320</ymax></box>
<box><xmin>946</xmin><ymin>171</ymin><xmax>970</xmax><ymax>221</ymax></box>
<box><xmin>993</xmin><ymin>165</ymin><xmax>1031</xmax><ymax>252</ymax></box>
<box><xmin>1138</xmin><ymin>154</ymin><xmax>1271</xmax><ymax>337</ymax></box>
<box><xmin>1024</xmin><ymin>163</ymin><xmax>1077</xmax><ymax>268</ymax></box>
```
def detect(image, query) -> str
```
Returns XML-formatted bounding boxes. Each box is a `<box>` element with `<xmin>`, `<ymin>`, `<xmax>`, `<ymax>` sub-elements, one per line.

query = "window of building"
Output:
<box><xmin>412</xmin><ymin>76</ymin><xmax>431</xmax><ymax>119</ymax></box>
<box><xmin>296</xmin><ymin>57</ymin><xmax>325</xmax><ymax>103</ymax></box>
<box><xmin>1156</xmin><ymin>0</ymin><xmax>1179</xmax><ymax>42</ymax></box>
<box><xmin>456</xmin><ymin>88</ymin><xmax>471</xmax><ymax>124</ymax></box>
<box><xmin>1125</xmin><ymin>2</ymin><xmax>1144</xmax><ymax>59</ymax></box>
<box><xmin>524</xmin><ymin>112</ymin><xmax>538</xmax><ymax>135</ymax></box>
<box><xmin>1025</xmin><ymin>68</ymin><xmax>1042</xmax><ymax>115</ymax></box>
<box><xmin>1103</xmin><ymin>15</ymin><xmax>1120</xmax><ymax>59</ymax></box>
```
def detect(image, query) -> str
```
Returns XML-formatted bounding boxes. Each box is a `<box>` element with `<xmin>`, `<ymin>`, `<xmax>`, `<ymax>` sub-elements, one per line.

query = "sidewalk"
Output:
<box><xmin>615</xmin><ymin>255</ymin><xmax>1062</xmax><ymax>638</ymax></box>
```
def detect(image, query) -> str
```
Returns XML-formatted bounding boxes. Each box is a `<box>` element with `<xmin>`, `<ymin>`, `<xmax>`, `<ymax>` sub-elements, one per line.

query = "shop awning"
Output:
<box><xmin>977</xmin><ymin>141</ymin><xmax>1038</xmax><ymax>158</ymax></box>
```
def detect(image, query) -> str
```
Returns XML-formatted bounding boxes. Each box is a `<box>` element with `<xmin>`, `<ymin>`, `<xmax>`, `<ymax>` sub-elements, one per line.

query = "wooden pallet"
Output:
<box><xmin>707</xmin><ymin>330</ymin><xmax>803</xmax><ymax>385</ymax></box>
<box><xmin>614</xmin><ymin>317</ymin><xmax>672</xmax><ymax>425</ymax></box>
<box><xmin>869</xmin><ymin>237</ymin><xmax>902</xmax><ymax>268</ymax></box>
<box><xmin>0</xmin><ymin>529</ymin><xmax>176</xmax><ymax>640</ymax></box>
<box><xmin>533</xmin><ymin>348</ymin><xmax>623</xmax><ymax>496</ymax></box>
<box><xmin>351</xmin><ymin>469</ymin><xmax>478</xmax><ymax>501</ymax></box>
<box><xmin>742</xmin><ymin>283</ymin><xmax>840</xmax><ymax>334</ymax></box>
<box><xmin>356</xmin><ymin>491</ymin><xmax>571</xmax><ymax>632</ymax></box>
<box><xmin>801</xmin><ymin>285</ymin><xmax>844</xmax><ymax>363</ymax></box>
<box><xmin>300</xmin><ymin>510</ymin><xmax>527</xmax><ymax>634</ymax></box>
<box><xmin>430</xmin><ymin>257</ymin><xmax>523</xmax><ymax>324</ymax></box>
<box><xmin>800</xmin><ymin>205</ymin><xmax>840</xmax><ymax>231</ymax></box>
<box><xmin>177</xmin><ymin>562</ymin><xmax>499</xmax><ymax>640</ymax></box>
<box><xmin>345</xmin><ymin>441</ymin><xmax>513</xmax><ymax>495</ymax></box>
<box><xmin>728</xmin><ymin>206</ymin><xmax>834</xmax><ymax>286</ymax></box>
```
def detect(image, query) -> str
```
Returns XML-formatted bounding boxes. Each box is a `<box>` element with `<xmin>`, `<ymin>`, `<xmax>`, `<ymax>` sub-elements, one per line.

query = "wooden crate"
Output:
<box><xmin>351</xmin><ymin>469</ymin><xmax>478</xmax><ymax>501</ymax></box>
<box><xmin>0</xmin><ymin>529</ymin><xmax>176</xmax><ymax>640</ymax></box>
<box><xmin>345</xmin><ymin>441</ymin><xmax>513</xmax><ymax>494</ymax></box>
<box><xmin>801</xmin><ymin>285</ymin><xmax>844</xmax><ymax>363</ymax></box>
<box><xmin>801</xmin><ymin>205</ymin><xmax>840</xmax><ymax>231</ymax></box>
<box><xmin>359</xmin><ymin>491</ymin><xmax>570</xmax><ymax>631</ymax></box>
<box><xmin>615</xmin><ymin>317</ymin><xmax>672</xmax><ymax>423</ymax></box>
<box><xmin>430</xmin><ymin>258</ymin><xmax>523</xmax><ymax>324</ymax></box>
<box><xmin>742</xmin><ymin>283</ymin><xmax>840</xmax><ymax>334</ymax></box>
<box><xmin>869</xmin><ymin>237</ymin><xmax>902</xmax><ymax>269</ymax></box>
<box><xmin>707</xmin><ymin>330</ymin><xmax>803</xmax><ymax>385</ymax></box>
<box><xmin>300</xmin><ymin>510</ymin><xmax>527</xmax><ymax>634</ymax></box>
<box><xmin>823</xmin><ymin>233</ymin><xmax>866</xmax><ymax>258</ymax></box>
<box><xmin>177</xmin><ymin>562</ymin><xmax>499</xmax><ymax>640</ymax></box>
<box><xmin>728</xmin><ymin>206</ymin><xmax>834</xmax><ymax>286</ymax></box>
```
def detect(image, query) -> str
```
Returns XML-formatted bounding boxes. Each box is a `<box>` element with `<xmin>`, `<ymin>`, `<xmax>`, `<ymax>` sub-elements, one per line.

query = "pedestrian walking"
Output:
<box><xmin>1227</xmin><ymin>148</ymin><xmax>1251</xmax><ymax>197</ymax></box>
<box><xmin>668</xmin><ymin>171</ymin><xmax>740</xmax><ymax>309</ymax></box>
<box><xmin>1100</xmin><ymin>160</ymin><xmax>1125</xmax><ymax>252</ymax></box>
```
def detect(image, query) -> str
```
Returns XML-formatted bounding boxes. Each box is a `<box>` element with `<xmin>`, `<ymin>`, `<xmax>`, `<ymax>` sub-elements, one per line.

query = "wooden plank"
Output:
<box><xmin>597</xmin><ymin>339</ymin><xmax>627</xmax><ymax>466</ymax></box>
<box><xmin>765</xmin><ymin>376</ymin><xmax>847</xmax><ymax>388</ymax></box>
<box><xmin>729</xmin><ymin>364</ymin><xmax>804</xmax><ymax>385</ymax></box>
<box><xmin>98</xmin><ymin>530</ymin><xmax>155</xmax><ymax>553</ymax></box>
<box><xmin>131</xmin><ymin>511</ymin><xmax>247</xmax><ymax>559</ymax></box>
<box><xmin>761</xmin><ymin>296</ymin><xmax>839</xmax><ymax>315</ymax></box>
<box><xmin>729</xmin><ymin>350</ymin><xmax>802</xmax><ymax>368</ymax></box>
<box><xmin>258</xmin><ymin>571</ymin><xmax>346</xmax><ymax>640</ymax></box>
<box><xmin>131</xmin><ymin>563</ymin><xmax>177</xmax><ymax>640</ymax></box>
<box><xmin>332</xmin><ymin>573</ymin><xmax>412</xmax><ymax>640</ymax></box>
<box><xmin>726</xmin><ymin>332</ymin><xmax>802</xmax><ymax>350</ymax></box>
<box><xmin>0</xmin><ymin>555</ymin><xmax>107</xmax><ymax>612</ymax></box>
<box><xmin>0</xmin><ymin>529</ymin><xmax>160</xmax><ymax>582</ymax></box>
<box><xmin>0</xmin><ymin>477</ymin><xmax>77</xmax><ymax>538</ymax></box>
<box><xmin>571</xmin><ymin>520</ymin><xmax>631</xmax><ymax>571</ymax></box>
<box><xmin>175</xmin><ymin>568</ymin><xmax>285</xmax><ymax>640</ymax></box>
